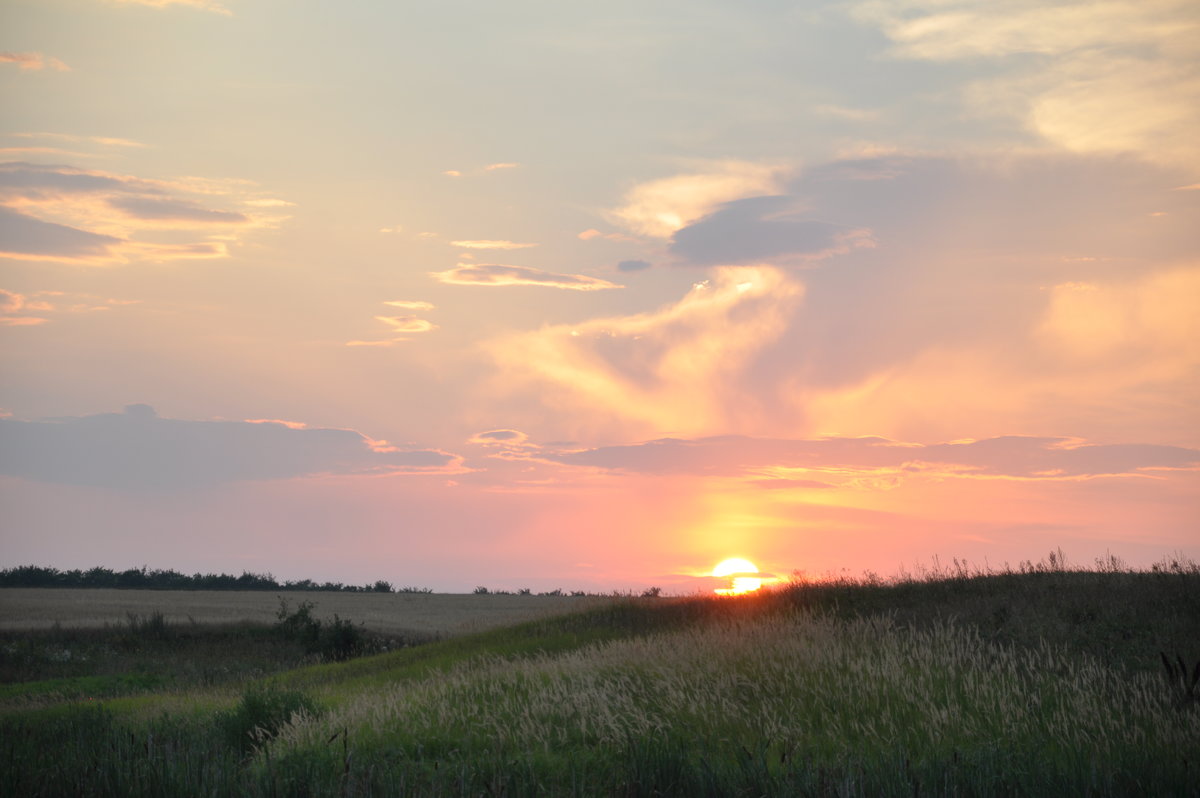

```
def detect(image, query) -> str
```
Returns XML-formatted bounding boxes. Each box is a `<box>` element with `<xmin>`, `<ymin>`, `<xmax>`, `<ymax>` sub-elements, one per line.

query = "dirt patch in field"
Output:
<box><xmin>0</xmin><ymin>589</ymin><xmax>608</xmax><ymax>637</ymax></box>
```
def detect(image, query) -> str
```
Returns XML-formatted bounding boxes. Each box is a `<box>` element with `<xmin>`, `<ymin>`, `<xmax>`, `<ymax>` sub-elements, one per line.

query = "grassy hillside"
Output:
<box><xmin>2</xmin><ymin>559</ymin><xmax>1197</xmax><ymax>797</ymax></box>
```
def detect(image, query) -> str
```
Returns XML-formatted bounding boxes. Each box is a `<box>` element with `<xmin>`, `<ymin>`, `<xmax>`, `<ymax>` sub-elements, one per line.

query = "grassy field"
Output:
<box><xmin>1</xmin><ymin>557</ymin><xmax>1197</xmax><ymax>797</ymax></box>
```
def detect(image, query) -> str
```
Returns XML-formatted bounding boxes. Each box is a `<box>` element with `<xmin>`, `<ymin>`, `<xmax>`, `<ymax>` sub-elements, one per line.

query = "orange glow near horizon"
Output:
<box><xmin>713</xmin><ymin>557</ymin><xmax>763</xmax><ymax>595</ymax></box>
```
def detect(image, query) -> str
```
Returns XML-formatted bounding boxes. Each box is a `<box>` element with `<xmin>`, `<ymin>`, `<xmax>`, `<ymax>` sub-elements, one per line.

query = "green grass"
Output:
<box><xmin>2</xmin><ymin>557</ymin><xmax>1197</xmax><ymax>797</ymax></box>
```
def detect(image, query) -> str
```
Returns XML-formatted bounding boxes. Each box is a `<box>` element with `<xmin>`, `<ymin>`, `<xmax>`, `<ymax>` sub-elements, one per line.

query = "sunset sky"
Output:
<box><xmin>2</xmin><ymin>0</ymin><xmax>1197</xmax><ymax>593</ymax></box>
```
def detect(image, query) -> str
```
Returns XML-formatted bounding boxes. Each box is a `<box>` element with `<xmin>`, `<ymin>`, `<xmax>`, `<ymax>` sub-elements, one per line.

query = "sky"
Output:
<box><xmin>1</xmin><ymin>0</ymin><xmax>1197</xmax><ymax>593</ymax></box>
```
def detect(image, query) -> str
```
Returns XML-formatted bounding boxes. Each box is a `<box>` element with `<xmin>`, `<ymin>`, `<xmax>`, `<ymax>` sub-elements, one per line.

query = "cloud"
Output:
<box><xmin>484</xmin><ymin>162</ymin><xmax>520</xmax><ymax>171</ymax></box>
<box><xmin>345</xmin><ymin>339</ymin><xmax>403</xmax><ymax>348</ymax></box>
<box><xmin>0</xmin><ymin>405</ymin><xmax>461</xmax><ymax>491</ymax></box>
<box><xmin>11</xmin><ymin>132</ymin><xmax>144</xmax><ymax>149</ymax></box>
<box><xmin>0</xmin><ymin>52</ymin><xmax>69</xmax><ymax>72</ymax></box>
<box><xmin>431</xmin><ymin>263</ymin><xmax>622</xmax><ymax>291</ymax></box>
<box><xmin>469</xmin><ymin>429</ymin><xmax>530</xmax><ymax>446</ymax></box>
<box><xmin>669</xmin><ymin>195</ymin><xmax>875</xmax><ymax>266</ymax></box>
<box><xmin>107</xmin><ymin>196</ymin><xmax>249</xmax><ymax>225</ymax></box>
<box><xmin>442</xmin><ymin>170</ymin><xmax>463</xmax><ymax>177</ymax></box>
<box><xmin>813</xmin><ymin>104</ymin><xmax>880</xmax><ymax>122</ymax></box>
<box><xmin>547</xmin><ymin>434</ymin><xmax>1200</xmax><ymax>481</ymax></box>
<box><xmin>617</xmin><ymin>259</ymin><xmax>652</xmax><ymax>272</ymax></box>
<box><xmin>110</xmin><ymin>0</ymin><xmax>232</xmax><ymax>15</ymax></box>
<box><xmin>0</xmin><ymin>161</ymin><xmax>284</xmax><ymax>265</ymax></box>
<box><xmin>0</xmin><ymin>206</ymin><xmax>123</xmax><ymax>262</ymax></box>
<box><xmin>0</xmin><ymin>289</ymin><xmax>24</xmax><ymax>314</ymax></box>
<box><xmin>853</xmin><ymin>0</ymin><xmax>1200</xmax><ymax>170</ymax></box>
<box><xmin>0</xmin><ymin>289</ymin><xmax>49</xmax><ymax>326</ymax></box>
<box><xmin>854</xmin><ymin>0</ymin><xmax>1196</xmax><ymax>61</ymax></box>
<box><xmin>375</xmin><ymin>315</ymin><xmax>436</xmax><ymax>333</ymax></box>
<box><xmin>0</xmin><ymin>287</ymin><xmax>133</xmax><ymax>325</ymax></box>
<box><xmin>450</xmin><ymin>240</ymin><xmax>538</xmax><ymax>250</ymax></box>
<box><xmin>579</xmin><ymin>229</ymin><xmax>635</xmax><ymax>242</ymax></box>
<box><xmin>382</xmin><ymin>299</ymin><xmax>435</xmax><ymax>310</ymax></box>
<box><xmin>608</xmin><ymin>160</ymin><xmax>788</xmax><ymax>238</ymax></box>
<box><xmin>346</xmin><ymin>306</ymin><xmax>437</xmax><ymax>346</ymax></box>
<box><xmin>486</xmin><ymin>266</ymin><xmax>802</xmax><ymax>438</ymax></box>
<box><xmin>481</xmin><ymin>153</ymin><xmax>1198</xmax><ymax>447</ymax></box>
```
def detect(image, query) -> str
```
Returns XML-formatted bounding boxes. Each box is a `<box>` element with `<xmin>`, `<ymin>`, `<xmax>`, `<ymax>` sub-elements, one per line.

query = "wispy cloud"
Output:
<box><xmin>432</xmin><ymin>263</ymin><xmax>622</xmax><ymax>291</ymax></box>
<box><xmin>0</xmin><ymin>287</ymin><xmax>138</xmax><ymax>326</ymax></box>
<box><xmin>440</xmin><ymin>163</ymin><xmax>519</xmax><ymax>178</ymax></box>
<box><xmin>345</xmin><ymin>339</ymin><xmax>403</xmax><ymax>348</ymax></box>
<box><xmin>813</xmin><ymin>104</ymin><xmax>880</xmax><ymax>122</ymax></box>
<box><xmin>110</xmin><ymin>0</ymin><xmax>232</xmax><ymax>15</ymax></box>
<box><xmin>0</xmin><ymin>289</ymin><xmax>48</xmax><ymax>326</ymax></box>
<box><xmin>0</xmin><ymin>404</ymin><xmax>462</xmax><ymax>491</ymax></box>
<box><xmin>12</xmin><ymin>132</ymin><xmax>144</xmax><ymax>149</ymax></box>
<box><xmin>0</xmin><ymin>161</ymin><xmax>286</xmax><ymax>264</ymax></box>
<box><xmin>375</xmin><ymin>315</ymin><xmax>436</xmax><ymax>334</ymax></box>
<box><xmin>382</xmin><ymin>299</ymin><xmax>435</xmax><ymax>310</ymax></box>
<box><xmin>346</xmin><ymin>303</ymin><xmax>437</xmax><ymax>347</ymax></box>
<box><xmin>450</xmin><ymin>240</ymin><xmax>538</xmax><ymax>250</ymax></box>
<box><xmin>0</xmin><ymin>52</ymin><xmax>70</xmax><ymax>72</ymax></box>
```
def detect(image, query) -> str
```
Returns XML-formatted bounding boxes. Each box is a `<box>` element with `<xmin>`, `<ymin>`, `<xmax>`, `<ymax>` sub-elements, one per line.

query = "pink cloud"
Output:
<box><xmin>432</xmin><ymin>263</ymin><xmax>622</xmax><ymax>291</ymax></box>
<box><xmin>548</xmin><ymin>434</ymin><xmax>1200</xmax><ymax>481</ymax></box>
<box><xmin>450</xmin><ymin>240</ymin><xmax>538</xmax><ymax>250</ymax></box>
<box><xmin>0</xmin><ymin>53</ymin><xmax>69</xmax><ymax>72</ymax></box>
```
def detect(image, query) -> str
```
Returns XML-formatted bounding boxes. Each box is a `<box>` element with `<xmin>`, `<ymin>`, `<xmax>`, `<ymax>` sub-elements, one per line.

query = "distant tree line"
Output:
<box><xmin>0</xmin><ymin>565</ymin><xmax>430</xmax><ymax>593</ymax></box>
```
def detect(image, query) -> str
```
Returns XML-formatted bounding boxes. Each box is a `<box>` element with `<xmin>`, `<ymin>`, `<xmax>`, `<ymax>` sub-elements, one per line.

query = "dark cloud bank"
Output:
<box><xmin>0</xmin><ymin>405</ymin><xmax>458</xmax><ymax>491</ymax></box>
<box><xmin>548</xmin><ymin>435</ymin><xmax>1199</xmax><ymax>480</ymax></box>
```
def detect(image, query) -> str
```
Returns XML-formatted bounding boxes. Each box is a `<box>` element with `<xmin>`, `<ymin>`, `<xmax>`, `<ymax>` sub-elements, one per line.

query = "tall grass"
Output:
<box><xmin>264</xmin><ymin>611</ymin><xmax>1197</xmax><ymax>796</ymax></box>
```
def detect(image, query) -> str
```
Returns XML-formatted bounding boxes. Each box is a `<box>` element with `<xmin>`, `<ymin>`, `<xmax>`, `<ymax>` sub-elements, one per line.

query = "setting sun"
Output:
<box><xmin>713</xmin><ymin>558</ymin><xmax>763</xmax><ymax>595</ymax></box>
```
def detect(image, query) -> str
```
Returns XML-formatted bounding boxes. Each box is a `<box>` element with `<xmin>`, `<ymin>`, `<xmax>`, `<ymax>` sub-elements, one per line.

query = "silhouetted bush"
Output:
<box><xmin>273</xmin><ymin>597</ymin><xmax>372</xmax><ymax>661</ymax></box>
<box><xmin>220</xmin><ymin>683</ymin><xmax>318</xmax><ymax>754</ymax></box>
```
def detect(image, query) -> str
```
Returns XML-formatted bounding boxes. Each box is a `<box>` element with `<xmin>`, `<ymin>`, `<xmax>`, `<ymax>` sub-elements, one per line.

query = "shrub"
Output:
<box><xmin>274</xmin><ymin>597</ymin><xmax>321</xmax><ymax>650</ymax></box>
<box><xmin>318</xmin><ymin>614</ymin><xmax>366</xmax><ymax>662</ymax></box>
<box><xmin>220</xmin><ymin>683</ymin><xmax>318</xmax><ymax>754</ymax></box>
<box><xmin>273</xmin><ymin>597</ymin><xmax>374</xmax><ymax>661</ymax></box>
<box><xmin>124</xmin><ymin>610</ymin><xmax>170</xmax><ymax>641</ymax></box>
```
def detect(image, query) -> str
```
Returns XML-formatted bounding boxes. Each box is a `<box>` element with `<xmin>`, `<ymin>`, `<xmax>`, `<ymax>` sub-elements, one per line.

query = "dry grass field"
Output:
<box><xmin>0</xmin><ymin>589</ymin><xmax>604</xmax><ymax>637</ymax></box>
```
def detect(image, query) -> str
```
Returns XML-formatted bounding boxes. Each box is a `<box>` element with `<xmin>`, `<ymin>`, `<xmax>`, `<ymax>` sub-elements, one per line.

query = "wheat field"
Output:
<box><xmin>0</xmin><ymin>588</ymin><xmax>602</xmax><ymax>637</ymax></box>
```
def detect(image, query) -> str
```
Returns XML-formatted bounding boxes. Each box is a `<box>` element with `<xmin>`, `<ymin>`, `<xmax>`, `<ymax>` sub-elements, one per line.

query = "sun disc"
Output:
<box><xmin>713</xmin><ymin>558</ymin><xmax>762</xmax><ymax>595</ymax></box>
<box><xmin>713</xmin><ymin>557</ymin><xmax>757</xmax><ymax>577</ymax></box>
